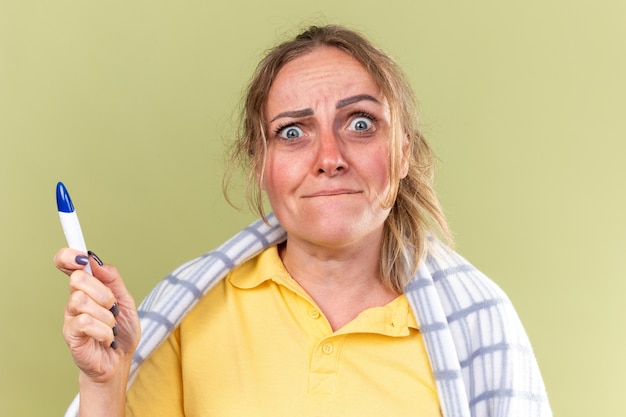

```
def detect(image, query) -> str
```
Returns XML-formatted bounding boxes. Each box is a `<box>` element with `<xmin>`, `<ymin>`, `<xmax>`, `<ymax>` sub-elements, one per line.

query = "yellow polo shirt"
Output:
<box><xmin>127</xmin><ymin>245</ymin><xmax>441</xmax><ymax>416</ymax></box>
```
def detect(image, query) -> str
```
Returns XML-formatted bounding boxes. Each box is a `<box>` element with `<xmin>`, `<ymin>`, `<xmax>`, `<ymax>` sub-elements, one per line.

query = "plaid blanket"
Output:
<box><xmin>65</xmin><ymin>214</ymin><xmax>551</xmax><ymax>417</ymax></box>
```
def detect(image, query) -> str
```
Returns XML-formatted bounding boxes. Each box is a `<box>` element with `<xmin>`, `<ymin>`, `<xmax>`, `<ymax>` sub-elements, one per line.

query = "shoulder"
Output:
<box><xmin>183</xmin><ymin>245</ymin><xmax>282</xmax><ymax>320</ymax></box>
<box><xmin>425</xmin><ymin>240</ymin><xmax>512</xmax><ymax>308</ymax></box>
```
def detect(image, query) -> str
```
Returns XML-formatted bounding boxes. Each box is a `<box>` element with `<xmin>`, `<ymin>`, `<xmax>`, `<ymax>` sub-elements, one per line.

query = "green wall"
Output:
<box><xmin>2</xmin><ymin>1</ymin><xmax>624</xmax><ymax>415</ymax></box>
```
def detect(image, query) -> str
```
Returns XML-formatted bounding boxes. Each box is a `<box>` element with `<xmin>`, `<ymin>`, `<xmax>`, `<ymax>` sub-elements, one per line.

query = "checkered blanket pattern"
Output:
<box><xmin>65</xmin><ymin>214</ymin><xmax>551</xmax><ymax>416</ymax></box>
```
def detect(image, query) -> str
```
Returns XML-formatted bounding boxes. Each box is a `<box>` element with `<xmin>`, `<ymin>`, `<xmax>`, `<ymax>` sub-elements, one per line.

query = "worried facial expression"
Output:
<box><xmin>262</xmin><ymin>46</ymin><xmax>404</xmax><ymax>250</ymax></box>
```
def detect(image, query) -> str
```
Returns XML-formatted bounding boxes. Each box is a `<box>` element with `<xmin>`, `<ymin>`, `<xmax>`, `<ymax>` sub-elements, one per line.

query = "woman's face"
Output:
<box><xmin>263</xmin><ymin>46</ymin><xmax>402</xmax><ymax>250</ymax></box>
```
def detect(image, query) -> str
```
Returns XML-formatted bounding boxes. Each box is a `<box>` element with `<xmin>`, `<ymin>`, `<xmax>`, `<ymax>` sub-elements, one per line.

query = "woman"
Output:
<box><xmin>55</xmin><ymin>25</ymin><xmax>551</xmax><ymax>417</ymax></box>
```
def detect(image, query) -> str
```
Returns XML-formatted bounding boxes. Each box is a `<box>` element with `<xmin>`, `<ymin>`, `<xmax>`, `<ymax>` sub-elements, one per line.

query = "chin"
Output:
<box><xmin>282</xmin><ymin>212</ymin><xmax>387</xmax><ymax>249</ymax></box>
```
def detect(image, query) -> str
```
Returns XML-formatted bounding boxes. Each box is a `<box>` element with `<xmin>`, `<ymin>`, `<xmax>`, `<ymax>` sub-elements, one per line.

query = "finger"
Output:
<box><xmin>65</xmin><ymin>290</ymin><xmax>117</xmax><ymax>330</ymax></box>
<box><xmin>68</xmin><ymin>270</ymin><xmax>117</xmax><ymax>312</ymax></box>
<box><xmin>63</xmin><ymin>312</ymin><xmax>116</xmax><ymax>348</ymax></box>
<box><xmin>87</xmin><ymin>251</ymin><xmax>121</xmax><ymax>287</ymax></box>
<box><xmin>54</xmin><ymin>248</ymin><xmax>91</xmax><ymax>276</ymax></box>
<box><xmin>87</xmin><ymin>253</ymin><xmax>136</xmax><ymax>313</ymax></box>
<box><xmin>74</xmin><ymin>251</ymin><xmax>140</xmax><ymax>352</ymax></box>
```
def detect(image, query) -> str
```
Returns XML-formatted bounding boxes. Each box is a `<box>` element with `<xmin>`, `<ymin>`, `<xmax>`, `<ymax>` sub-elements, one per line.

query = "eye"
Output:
<box><xmin>348</xmin><ymin>114</ymin><xmax>374</xmax><ymax>132</ymax></box>
<box><xmin>276</xmin><ymin>124</ymin><xmax>304</xmax><ymax>140</ymax></box>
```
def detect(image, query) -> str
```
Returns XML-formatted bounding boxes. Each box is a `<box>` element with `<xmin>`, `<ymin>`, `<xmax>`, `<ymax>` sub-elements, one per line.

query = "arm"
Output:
<box><xmin>77</xmin><ymin>368</ymin><xmax>130</xmax><ymax>417</ymax></box>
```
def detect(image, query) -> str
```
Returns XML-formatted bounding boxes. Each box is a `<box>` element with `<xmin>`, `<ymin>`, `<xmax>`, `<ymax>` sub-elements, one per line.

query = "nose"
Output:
<box><xmin>316</xmin><ymin>130</ymin><xmax>347</xmax><ymax>176</ymax></box>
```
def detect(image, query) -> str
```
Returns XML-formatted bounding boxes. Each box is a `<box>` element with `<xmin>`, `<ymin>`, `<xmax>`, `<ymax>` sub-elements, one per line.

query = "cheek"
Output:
<box><xmin>261</xmin><ymin>153</ymin><xmax>292</xmax><ymax>198</ymax></box>
<box><xmin>262</xmin><ymin>171</ymin><xmax>296</xmax><ymax>218</ymax></box>
<box><xmin>263</xmin><ymin>145</ymin><xmax>311</xmax><ymax>187</ymax></box>
<box><xmin>366</xmin><ymin>149</ymin><xmax>393</xmax><ymax>188</ymax></box>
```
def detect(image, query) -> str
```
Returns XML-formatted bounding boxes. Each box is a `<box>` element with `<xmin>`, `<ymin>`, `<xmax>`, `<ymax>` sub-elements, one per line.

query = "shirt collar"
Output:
<box><xmin>229</xmin><ymin>244</ymin><xmax>299</xmax><ymax>290</ymax></box>
<box><xmin>229</xmin><ymin>244</ymin><xmax>419</xmax><ymax>335</ymax></box>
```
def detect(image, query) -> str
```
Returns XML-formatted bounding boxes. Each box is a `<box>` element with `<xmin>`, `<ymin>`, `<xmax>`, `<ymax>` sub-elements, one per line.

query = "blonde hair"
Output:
<box><xmin>225</xmin><ymin>25</ymin><xmax>452</xmax><ymax>292</ymax></box>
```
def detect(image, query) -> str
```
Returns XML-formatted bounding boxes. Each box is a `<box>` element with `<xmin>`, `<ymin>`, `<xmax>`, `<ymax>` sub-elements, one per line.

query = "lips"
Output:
<box><xmin>303</xmin><ymin>189</ymin><xmax>361</xmax><ymax>198</ymax></box>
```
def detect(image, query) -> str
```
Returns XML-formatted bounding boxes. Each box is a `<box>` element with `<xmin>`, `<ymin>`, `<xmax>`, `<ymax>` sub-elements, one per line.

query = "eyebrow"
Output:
<box><xmin>269</xmin><ymin>94</ymin><xmax>381</xmax><ymax>123</ymax></box>
<box><xmin>336</xmin><ymin>94</ymin><xmax>381</xmax><ymax>109</ymax></box>
<box><xmin>270</xmin><ymin>108</ymin><xmax>314</xmax><ymax>123</ymax></box>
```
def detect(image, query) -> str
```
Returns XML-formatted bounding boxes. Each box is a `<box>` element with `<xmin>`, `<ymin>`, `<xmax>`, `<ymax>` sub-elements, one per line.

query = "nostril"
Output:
<box><xmin>318</xmin><ymin>165</ymin><xmax>345</xmax><ymax>174</ymax></box>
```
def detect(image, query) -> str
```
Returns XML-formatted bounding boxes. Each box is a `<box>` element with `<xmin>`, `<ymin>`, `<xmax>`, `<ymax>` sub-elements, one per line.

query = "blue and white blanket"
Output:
<box><xmin>65</xmin><ymin>214</ymin><xmax>551</xmax><ymax>417</ymax></box>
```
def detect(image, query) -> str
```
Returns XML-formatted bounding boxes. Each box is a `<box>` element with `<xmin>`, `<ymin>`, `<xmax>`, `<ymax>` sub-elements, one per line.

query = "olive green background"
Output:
<box><xmin>1</xmin><ymin>1</ymin><xmax>624</xmax><ymax>416</ymax></box>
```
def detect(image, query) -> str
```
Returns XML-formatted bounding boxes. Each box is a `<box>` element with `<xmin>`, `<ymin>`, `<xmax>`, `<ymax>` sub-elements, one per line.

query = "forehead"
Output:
<box><xmin>266</xmin><ymin>46</ymin><xmax>383</xmax><ymax>112</ymax></box>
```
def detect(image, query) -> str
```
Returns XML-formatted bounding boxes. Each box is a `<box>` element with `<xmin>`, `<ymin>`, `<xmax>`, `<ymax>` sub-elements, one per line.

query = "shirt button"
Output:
<box><xmin>308</xmin><ymin>308</ymin><xmax>321</xmax><ymax>319</ymax></box>
<box><xmin>322</xmin><ymin>343</ymin><xmax>334</xmax><ymax>354</ymax></box>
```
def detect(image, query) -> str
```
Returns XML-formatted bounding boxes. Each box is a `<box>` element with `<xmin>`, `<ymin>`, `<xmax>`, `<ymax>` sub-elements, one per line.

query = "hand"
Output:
<box><xmin>54</xmin><ymin>249</ymin><xmax>141</xmax><ymax>384</ymax></box>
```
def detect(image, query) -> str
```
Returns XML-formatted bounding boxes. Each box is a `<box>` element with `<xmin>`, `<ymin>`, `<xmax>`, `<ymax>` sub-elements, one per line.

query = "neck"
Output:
<box><xmin>279</xmin><ymin>236</ymin><xmax>398</xmax><ymax>331</ymax></box>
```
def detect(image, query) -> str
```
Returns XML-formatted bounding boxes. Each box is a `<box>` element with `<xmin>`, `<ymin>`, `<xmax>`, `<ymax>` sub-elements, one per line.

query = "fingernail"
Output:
<box><xmin>110</xmin><ymin>303</ymin><xmax>119</xmax><ymax>317</ymax></box>
<box><xmin>87</xmin><ymin>250</ymin><xmax>104</xmax><ymax>266</ymax></box>
<box><xmin>112</xmin><ymin>325</ymin><xmax>119</xmax><ymax>336</ymax></box>
<box><xmin>75</xmin><ymin>255</ymin><xmax>89</xmax><ymax>266</ymax></box>
<box><xmin>110</xmin><ymin>340</ymin><xmax>118</xmax><ymax>349</ymax></box>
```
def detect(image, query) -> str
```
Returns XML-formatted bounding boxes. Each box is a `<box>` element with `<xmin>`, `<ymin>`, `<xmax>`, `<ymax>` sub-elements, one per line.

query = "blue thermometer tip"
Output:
<box><xmin>56</xmin><ymin>182</ymin><xmax>75</xmax><ymax>213</ymax></box>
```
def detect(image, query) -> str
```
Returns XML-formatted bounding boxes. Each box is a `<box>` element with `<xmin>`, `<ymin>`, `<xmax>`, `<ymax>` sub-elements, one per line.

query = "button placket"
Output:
<box><xmin>308</xmin><ymin>335</ymin><xmax>344</xmax><ymax>394</ymax></box>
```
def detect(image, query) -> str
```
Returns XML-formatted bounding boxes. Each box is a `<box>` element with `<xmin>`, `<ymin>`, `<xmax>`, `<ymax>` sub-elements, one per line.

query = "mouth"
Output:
<box><xmin>303</xmin><ymin>189</ymin><xmax>361</xmax><ymax>198</ymax></box>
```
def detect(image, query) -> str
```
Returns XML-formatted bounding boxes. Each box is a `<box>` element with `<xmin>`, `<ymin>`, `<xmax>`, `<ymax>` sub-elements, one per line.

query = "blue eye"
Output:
<box><xmin>349</xmin><ymin>116</ymin><xmax>373</xmax><ymax>131</ymax></box>
<box><xmin>278</xmin><ymin>125</ymin><xmax>304</xmax><ymax>140</ymax></box>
